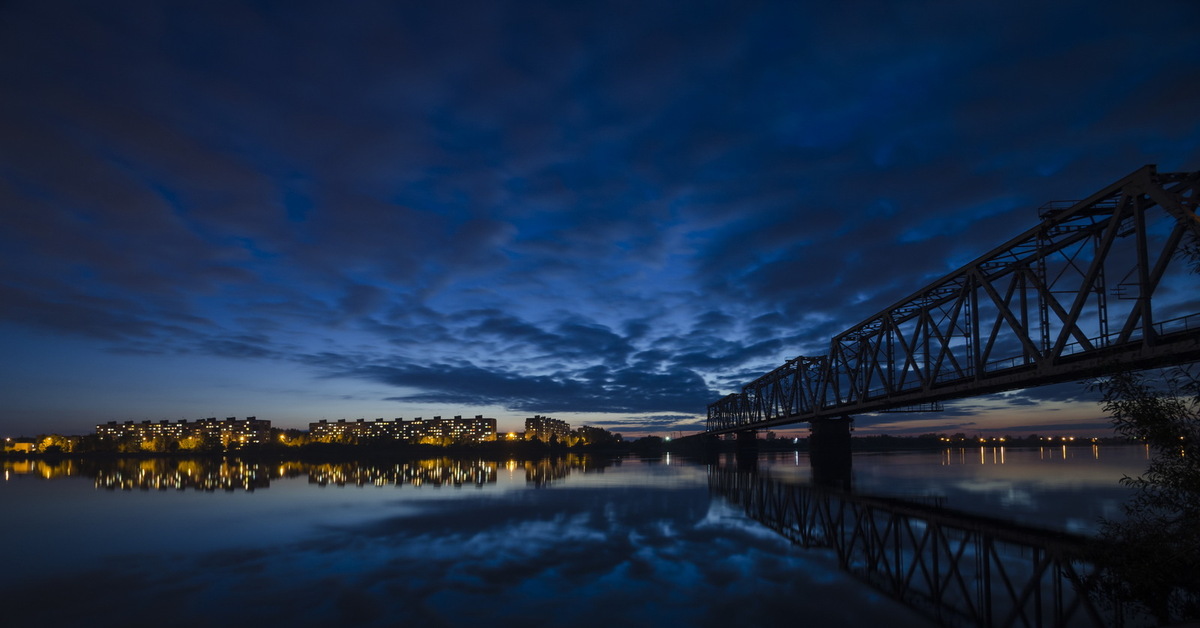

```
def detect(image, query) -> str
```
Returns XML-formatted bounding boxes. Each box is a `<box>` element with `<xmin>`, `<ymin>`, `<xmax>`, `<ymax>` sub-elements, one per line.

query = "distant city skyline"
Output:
<box><xmin>0</xmin><ymin>386</ymin><xmax>1134</xmax><ymax>440</ymax></box>
<box><xmin>2</xmin><ymin>1</ymin><xmax>1198</xmax><ymax>438</ymax></box>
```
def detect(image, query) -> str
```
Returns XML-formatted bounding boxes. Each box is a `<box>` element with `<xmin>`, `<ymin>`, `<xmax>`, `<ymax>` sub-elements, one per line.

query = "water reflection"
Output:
<box><xmin>1</xmin><ymin>454</ymin><xmax>614</xmax><ymax>491</ymax></box>
<box><xmin>709</xmin><ymin>463</ymin><xmax>1150</xmax><ymax>628</ymax></box>
<box><xmin>0</xmin><ymin>449</ymin><xmax>1167</xmax><ymax>627</ymax></box>
<box><xmin>3</xmin><ymin>457</ymin><xmax>81</xmax><ymax>479</ymax></box>
<box><xmin>304</xmin><ymin>459</ymin><xmax>497</xmax><ymax>488</ymax></box>
<box><xmin>826</xmin><ymin>446</ymin><xmax>1146</xmax><ymax>535</ymax></box>
<box><xmin>93</xmin><ymin>458</ymin><xmax>271</xmax><ymax>491</ymax></box>
<box><xmin>0</xmin><ymin>454</ymin><xmax>929</xmax><ymax>628</ymax></box>
<box><xmin>933</xmin><ymin>445</ymin><xmax>1147</xmax><ymax>467</ymax></box>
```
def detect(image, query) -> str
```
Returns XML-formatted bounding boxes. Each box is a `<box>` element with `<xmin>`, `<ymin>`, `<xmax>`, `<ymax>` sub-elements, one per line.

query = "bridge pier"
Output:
<box><xmin>809</xmin><ymin>416</ymin><xmax>852</xmax><ymax>489</ymax></box>
<box><xmin>697</xmin><ymin>434</ymin><xmax>721</xmax><ymax>465</ymax></box>
<box><xmin>735</xmin><ymin>430</ymin><xmax>758</xmax><ymax>470</ymax></box>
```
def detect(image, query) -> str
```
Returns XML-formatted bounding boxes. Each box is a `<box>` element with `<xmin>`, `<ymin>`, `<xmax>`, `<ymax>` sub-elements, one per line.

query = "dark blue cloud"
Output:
<box><xmin>0</xmin><ymin>0</ymin><xmax>1197</xmax><ymax>434</ymax></box>
<box><xmin>362</xmin><ymin>358</ymin><xmax>713</xmax><ymax>415</ymax></box>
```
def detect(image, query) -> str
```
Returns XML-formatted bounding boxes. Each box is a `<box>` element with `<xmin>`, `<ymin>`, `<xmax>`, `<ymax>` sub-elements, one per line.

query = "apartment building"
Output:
<box><xmin>308</xmin><ymin>415</ymin><xmax>497</xmax><ymax>443</ymax></box>
<box><xmin>524</xmin><ymin>415</ymin><xmax>570</xmax><ymax>442</ymax></box>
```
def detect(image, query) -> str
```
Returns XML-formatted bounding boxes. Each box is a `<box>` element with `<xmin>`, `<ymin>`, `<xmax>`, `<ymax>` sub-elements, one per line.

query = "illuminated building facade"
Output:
<box><xmin>309</xmin><ymin>418</ymin><xmax>387</xmax><ymax>440</ymax></box>
<box><xmin>7</xmin><ymin>440</ymin><xmax>35</xmax><ymax>454</ymax></box>
<box><xmin>308</xmin><ymin>415</ymin><xmax>497</xmax><ymax>443</ymax></box>
<box><xmin>193</xmin><ymin>417</ymin><xmax>271</xmax><ymax>445</ymax></box>
<box><xmin>524</xmin><ymin>415</ymin><xmax>570</xmax><ymax>442</ymax></box>
<box><xmin>95</xmin><ymin>417</ymin><xmax>271</xmax><ymax>445</ymax></box>
<box><xmin>96</xmin><ymin>419</ymin><xmax>188</xmax><ymax>440</ymax></box>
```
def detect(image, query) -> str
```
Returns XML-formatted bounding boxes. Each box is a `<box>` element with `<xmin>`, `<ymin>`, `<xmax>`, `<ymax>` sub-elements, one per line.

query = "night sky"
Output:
<box><xmin>2</xmin><ymin>0</ymin><xmax>1198</xmax><ymax>438</ymax></box>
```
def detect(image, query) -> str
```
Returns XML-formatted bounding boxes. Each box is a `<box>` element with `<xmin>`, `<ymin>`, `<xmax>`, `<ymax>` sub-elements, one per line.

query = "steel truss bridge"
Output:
<box><xmin>709</xmin><ymin>465</ymin><xmax>1145</xmax><ymax>628</ymax></box>
<box><xmin>707</xmin><ymin>165</ymin><xmax>1200</xmax><ymax>434</ymax></box>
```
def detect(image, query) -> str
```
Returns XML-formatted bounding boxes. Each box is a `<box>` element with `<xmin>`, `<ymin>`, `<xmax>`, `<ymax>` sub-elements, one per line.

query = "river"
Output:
<box><xmin>0</xmin><ymin>445</ymin><xmax>1154</xmax><ymax>627</ymax></box>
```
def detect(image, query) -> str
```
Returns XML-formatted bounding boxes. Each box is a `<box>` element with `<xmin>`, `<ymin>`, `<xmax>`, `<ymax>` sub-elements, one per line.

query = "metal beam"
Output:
<box><xmin>707</xmin><ymin>166</ymin><xmax>1200</xmax><ymax>434</ymax></box>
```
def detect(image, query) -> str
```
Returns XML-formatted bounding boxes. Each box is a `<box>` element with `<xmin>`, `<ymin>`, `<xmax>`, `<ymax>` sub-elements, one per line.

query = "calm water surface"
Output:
<box><xmin>0</xmin><ymin>446</ymin><xmax>1150</xmax><ymax>627</ymax></box>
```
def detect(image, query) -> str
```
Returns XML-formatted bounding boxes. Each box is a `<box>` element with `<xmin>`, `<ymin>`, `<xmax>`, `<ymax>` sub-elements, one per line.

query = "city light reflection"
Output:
<box><xmin>0</xmin><ymin>455</ymin><xmax>615</xmax><ymax>491</ymax></box>
<box><xmin>0</xmin><ymin>447</ymin><xmax>1161</xmax><ymax>628</ymax></box>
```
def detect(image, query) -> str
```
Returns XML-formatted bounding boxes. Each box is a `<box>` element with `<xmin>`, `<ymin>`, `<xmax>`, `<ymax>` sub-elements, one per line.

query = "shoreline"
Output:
<box><xmin>1</xmin><ymin>436</ymin><xmax>1143</xmax><ymax>463</ymax></box>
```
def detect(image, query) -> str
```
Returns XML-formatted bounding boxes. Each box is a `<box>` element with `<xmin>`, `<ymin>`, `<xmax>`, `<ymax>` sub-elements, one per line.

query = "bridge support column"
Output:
<box><xmin>810</xmin><ymin>417</ymin><xmax>852</xmax><ymax>489</ymax></box>
<box><xmin>735</xmin><ymin>430</ymin><xmax>758</xmax><ymax>470</ymax></box>
<box><xmin>695</xmin><ymin>434</ymin><xmax>720</xmax><ymax>464</ymax></box>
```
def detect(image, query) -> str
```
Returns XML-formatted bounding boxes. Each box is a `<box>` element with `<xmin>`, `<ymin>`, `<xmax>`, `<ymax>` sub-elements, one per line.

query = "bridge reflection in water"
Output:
<box><xmin>708</xmin><ymin>463</ymin><xmax>1142</xmax><ymax>628</ymax></box>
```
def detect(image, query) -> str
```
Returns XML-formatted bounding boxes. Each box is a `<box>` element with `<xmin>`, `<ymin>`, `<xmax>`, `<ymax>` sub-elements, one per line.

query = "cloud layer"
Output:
<box><xmin>1</xmin><ymin>0</ymin><xmax>1198</xmax><ymax>433</ymax></box>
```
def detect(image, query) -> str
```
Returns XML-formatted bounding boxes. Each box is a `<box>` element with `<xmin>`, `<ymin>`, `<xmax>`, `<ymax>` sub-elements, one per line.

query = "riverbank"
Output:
<box><xmin>2</xmin><ymin>433</ymin><xmax>1137</xmax><ymax>463</ymax></box>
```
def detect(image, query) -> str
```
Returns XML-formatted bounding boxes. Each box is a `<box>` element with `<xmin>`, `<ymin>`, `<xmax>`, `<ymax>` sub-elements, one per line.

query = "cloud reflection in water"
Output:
<box><xmin>6</xmin><ymin>478</ymin><xmax>924</xmax><ymax>627</ymax></box>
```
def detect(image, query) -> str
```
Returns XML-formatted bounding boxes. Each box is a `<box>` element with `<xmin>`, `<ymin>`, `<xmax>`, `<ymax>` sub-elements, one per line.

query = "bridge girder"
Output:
<box><xmin>708</xmin><ymin>165</ymin><xmax>1200</xmax><ymax>434</ymax></box>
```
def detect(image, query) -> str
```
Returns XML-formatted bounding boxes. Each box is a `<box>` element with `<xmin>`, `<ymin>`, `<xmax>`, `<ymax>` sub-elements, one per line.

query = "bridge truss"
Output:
<box><xmin>708</xmin><ymin>165</ymin><xmax>1200</xmax><ymax>433</ymax></box>
<box><xmin>709</xmin><ymin>466</ymin><xmax>1137</xmax><ymax>627</ymax></box>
